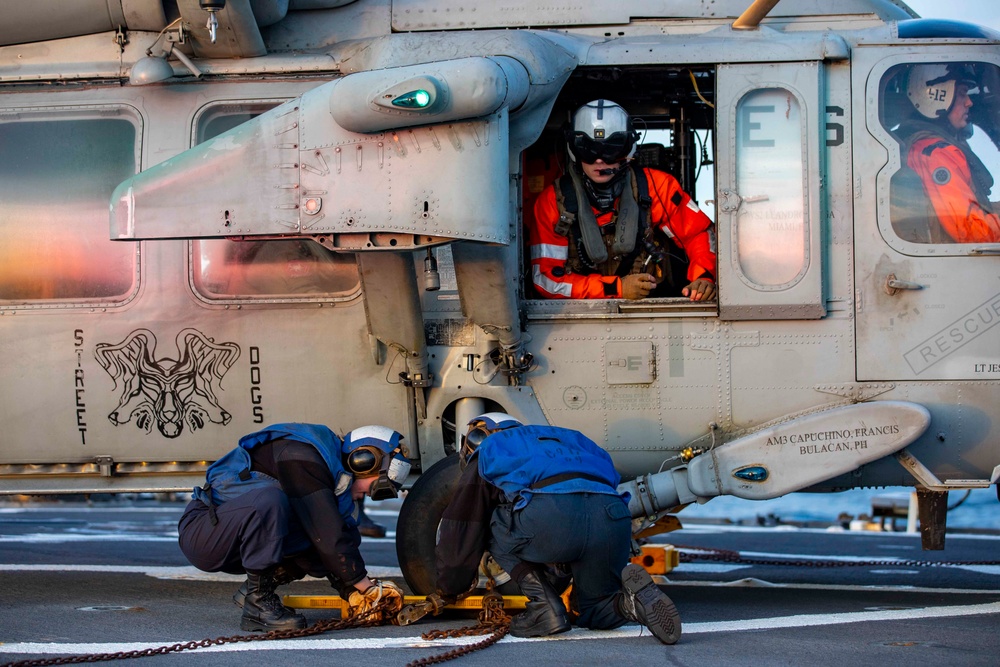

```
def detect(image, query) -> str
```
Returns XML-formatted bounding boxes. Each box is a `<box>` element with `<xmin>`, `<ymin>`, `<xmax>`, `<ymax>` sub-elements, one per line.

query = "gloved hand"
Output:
<box><xmin>620</xmin><ymin>273</ymin><xmax>657</xmax><ymax>300</ymax></box>
<box><xmin>346</xmin><ymin>579</ymin><xmax>404</xmax><ymax>623</ymax></box>
<box><xmin>682</xmin><ymin>278</ymin><xmax>717</xmax><ymax>302</ymax></box>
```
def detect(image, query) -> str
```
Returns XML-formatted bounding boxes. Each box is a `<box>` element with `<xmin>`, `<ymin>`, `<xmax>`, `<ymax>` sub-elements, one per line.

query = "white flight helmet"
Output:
<box><xmin>342</xmin><ymin>425</ymin><xmax>411</xmax><ymax>500</ymax></box>
<box><xmin>907</xmin><ymin>63</ymin><xmax>978</xmax><ymax>119</ymax></box>
<box><xmin>460</xmin><ymin>412</ymin><xmax>523</xmax><ymax>468</ymax></box>
<box><xmin>566</xmin><ymin>99</ymin><xmax>639</xmax><ymax>163</ymax></box>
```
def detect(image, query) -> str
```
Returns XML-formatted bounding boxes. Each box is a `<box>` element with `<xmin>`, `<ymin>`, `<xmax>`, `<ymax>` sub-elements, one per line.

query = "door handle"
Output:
<box><xmin>884</xmin><ymin>273</ymin><xmax>923</xmax><ymax>296</ymax></box>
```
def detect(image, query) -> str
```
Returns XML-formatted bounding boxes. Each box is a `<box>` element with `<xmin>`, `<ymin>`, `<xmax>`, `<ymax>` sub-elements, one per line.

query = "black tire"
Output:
<box><xmin>396</xmin><ymin>454</ymin><xmax>463</xmax><ymax>594</ymax></box>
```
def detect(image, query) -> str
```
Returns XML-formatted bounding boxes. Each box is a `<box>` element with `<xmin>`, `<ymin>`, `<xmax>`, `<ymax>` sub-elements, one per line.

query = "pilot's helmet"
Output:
<box><xmin>566</xmin><ymin>99</ymin><xmax>639</xmax><ymax>164</ymax></box>
<box><xmin>907</xmin><ymin>63</ymin><xmax>978</xmax><ymax>119</ymax></box>
<box><xmin>461</xmin><ymin>412</ymin><xmax>523</xmax><ymax>468</ymax></box>
<box><xmin>342</xmin><ymin>425</ymin><xmax>411</xmax><ymax>500</ymax></box>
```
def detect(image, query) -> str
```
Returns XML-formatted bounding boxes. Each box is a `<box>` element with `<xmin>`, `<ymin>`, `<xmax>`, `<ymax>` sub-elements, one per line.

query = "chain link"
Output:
<box><xmin>679</xmin><ymin>545</ymin><xmax>1000</xmax><ymax>569</ymax></box>
<box><xmin>404</xmin><ymin>592</ymin><xmax>512</xmax><ymax>667</ymax></box>
<box><xmin>2</xmin><ymin>594</ymin><xmax>513</xmax><ymax>667</ymax></box>
<box><xmin>0</xmin><ymin>600</ymin><xmax>394</xmax><ymax>667</ymax></box>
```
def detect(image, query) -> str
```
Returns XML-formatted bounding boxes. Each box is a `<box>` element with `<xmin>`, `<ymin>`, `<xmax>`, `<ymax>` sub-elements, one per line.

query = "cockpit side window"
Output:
<box><xmin>0</xmin><ymin>110</ymin><xmax>139</xmax><ymax>305</ymax></box>
<box><xmin>190</xmin><ymin>103</ymin><xmax>360</xmax><ymax>301</ymax></box>
<box><xmin>880</xmin><ymin>61</ymin><xmax>1000</xmax><ymax>246</ymax></box>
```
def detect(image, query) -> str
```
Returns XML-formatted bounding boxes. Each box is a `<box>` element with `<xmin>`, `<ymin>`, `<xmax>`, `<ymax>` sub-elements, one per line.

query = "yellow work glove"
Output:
<box><xmin>346</xmin><ymin>579</ymin><xmax>404</xmax><ymax>623</ymax></box>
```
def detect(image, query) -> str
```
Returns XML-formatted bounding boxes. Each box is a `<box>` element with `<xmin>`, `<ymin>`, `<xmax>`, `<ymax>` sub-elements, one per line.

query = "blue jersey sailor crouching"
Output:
<box><xmin>434</xmin><ymin>413</ymin><xmax>682</xmax><ymax>644</ymax></box>
<box><xmin>177</xmin><ymin>422</ymin><xmax>409</xmax><ymax>631</ymax></box>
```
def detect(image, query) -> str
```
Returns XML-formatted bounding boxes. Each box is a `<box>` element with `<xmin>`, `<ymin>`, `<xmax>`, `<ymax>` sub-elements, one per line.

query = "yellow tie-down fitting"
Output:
<box><xmin>397</xmin><ymin>592</ymin><xmax>450</xmax><ymax>626</ymax></box>
<box><xmin>281</xmin><ymin>590</ymin><xmax>528</xmax><ymax>624</ymax></box>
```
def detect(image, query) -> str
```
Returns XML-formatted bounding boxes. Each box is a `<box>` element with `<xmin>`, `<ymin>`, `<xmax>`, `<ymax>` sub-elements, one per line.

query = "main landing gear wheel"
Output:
<box><xmin>396</xmin><ymin>454</ymin><xmax>522</xmax><ymax>596</ymax></box>
<box><xmin>396</xmin><ymin>454</ymin><xmax>463</xmax><ymax>594</ymax></box>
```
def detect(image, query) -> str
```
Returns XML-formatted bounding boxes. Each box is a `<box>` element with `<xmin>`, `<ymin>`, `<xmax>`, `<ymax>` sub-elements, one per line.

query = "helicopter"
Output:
<box><xmin>1</xmin><ymin>0</ymin><xmax>998</xmax><ymax>594</ymax></box>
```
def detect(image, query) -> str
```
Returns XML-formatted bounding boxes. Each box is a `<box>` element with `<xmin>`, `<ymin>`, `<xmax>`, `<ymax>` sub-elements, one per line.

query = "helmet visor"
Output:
<box><xmin>928</xmin><ymin>64</ymin><xmax>979</xmax><ymax>91</ymax></box>
<box><xmin>569</xmin><ymin>131</ymin><xmax>635</xmax><ymax>164</ymax></box>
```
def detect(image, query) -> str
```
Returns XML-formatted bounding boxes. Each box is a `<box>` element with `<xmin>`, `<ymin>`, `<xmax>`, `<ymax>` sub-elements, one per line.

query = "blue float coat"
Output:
<box><xmin>477</xmin><ymin>424</ymin><xmax>623</xmax><ymax>509</ymax></box>
<box><xmin>193</xmin><ymin>422</ymin><xmax>356</xmax><ymax>527</ymax></box>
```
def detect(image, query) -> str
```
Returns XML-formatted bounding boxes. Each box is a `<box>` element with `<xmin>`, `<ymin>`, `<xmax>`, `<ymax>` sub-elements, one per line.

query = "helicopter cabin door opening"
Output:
<box><xmin>521</xmin><ymin>65</ymin><xmax>719</xmax><ymax>307</ymax></box>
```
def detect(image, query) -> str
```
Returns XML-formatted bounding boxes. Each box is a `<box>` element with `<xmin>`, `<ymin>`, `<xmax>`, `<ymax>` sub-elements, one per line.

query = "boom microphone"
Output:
<box><xmin>595</xmin><ymin>163</ymin><xmax>628</xmax><ymax>176</ymax></box>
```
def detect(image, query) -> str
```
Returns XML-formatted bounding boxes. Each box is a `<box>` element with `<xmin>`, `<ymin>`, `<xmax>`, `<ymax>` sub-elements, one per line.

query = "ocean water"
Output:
<box><xmin>674</xmin><ymin>486</ymin><xmax>1000</xmax><ymax>530</ymax></box>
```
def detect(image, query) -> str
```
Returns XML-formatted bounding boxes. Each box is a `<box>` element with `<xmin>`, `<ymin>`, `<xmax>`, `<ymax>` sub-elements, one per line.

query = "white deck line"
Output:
<box><xmin>3</xmin><ymin>601</ymin><xmax>999</xmax><ymax>655</ymax></box>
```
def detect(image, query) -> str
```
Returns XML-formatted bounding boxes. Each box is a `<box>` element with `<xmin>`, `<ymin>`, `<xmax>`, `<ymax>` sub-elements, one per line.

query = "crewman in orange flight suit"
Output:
<box><xmin>903</xmin><ymin>63</ymin><xmax>1000</xmax><ymax>243</ymax></box>
<box><xmin>529</xmin><ymin>99</ymin><xmax>717</xmax><ymax>301</ymax></box>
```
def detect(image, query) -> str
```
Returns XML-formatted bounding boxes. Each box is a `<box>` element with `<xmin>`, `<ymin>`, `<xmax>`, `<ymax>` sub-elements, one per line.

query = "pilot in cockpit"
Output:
<box><xmin>897</xmin><ymin>63</ymin><xmax>1000</xmax><ymax>243</ymax></box>
<box><xmin>528</xmin><ymin>99</ymin><xmax>717</xmax><ymax>301</ymax></box>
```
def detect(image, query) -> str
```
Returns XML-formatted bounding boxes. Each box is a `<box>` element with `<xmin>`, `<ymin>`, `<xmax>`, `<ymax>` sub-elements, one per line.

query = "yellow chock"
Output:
<box><xmin>283</xmin><ymin>546</ymin><xmax>678</xmax><ymax>612</ymax></box>
<box><xmin>283</xmin><ymin>594</ymin><xmax>528</xmax><ymax>612</ymax></box>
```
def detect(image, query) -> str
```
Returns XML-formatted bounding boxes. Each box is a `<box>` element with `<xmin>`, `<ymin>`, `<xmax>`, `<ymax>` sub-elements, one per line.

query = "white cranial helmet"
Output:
<box><xmin>566</xmin><ymin>99</ymin><xmax>638</xmax><ymax>163</ymax></box>
<box><xmin>461</xmin><ymin>412</ymin><xmax>523</xmax><ymax>468</ymax></box>
<box><xmin>907</xmin><ymin>63</ymin><xmax>978</xmax><ymax>119</ymax></box>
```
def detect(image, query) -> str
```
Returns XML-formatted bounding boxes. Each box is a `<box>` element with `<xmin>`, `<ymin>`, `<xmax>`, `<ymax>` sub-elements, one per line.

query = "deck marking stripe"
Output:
<box><xmin>0</xmin><ymin>564</ymin><xmax>403</xmax><ymax>580</ymax></box>
<box><xmin>4</xmin><ymin>601</ymin><xmax>999</xmax><ymax>654</ymax></box>
<box><xmin>0</xmin><ymin>532</ymin><xmax>395</xmax><ymax>544</ymax></box>
<box><xmin>1</xmin><ymin>563</ymin><xmax>996</xmax><ymax>586</ymax></box>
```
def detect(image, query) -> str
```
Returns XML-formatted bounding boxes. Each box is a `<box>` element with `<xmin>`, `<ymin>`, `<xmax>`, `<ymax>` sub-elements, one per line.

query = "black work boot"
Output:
<box><xmin>233</xmin><ymin>561</ymin><xmax>306</xmax><ymax>609</ymax></box>
<box><xmin>240</xmin><ymin>570</ymin><xmax>308</xmax><ymax>632</ymax></box>
<box><xmin>543</xmin><ymin>563</ymin><xmax>572</xmax><ymax>594</ymax></box>
<box><xmin>616</xmin><ymin>563</ymin><xmax>681</xmax><ymax>644</ymax></box>
<box><xmin>357</xmin><ymin>498</ymin><xmax>386</xmax><ymax>538</ymax></box>
<box><xmin>509</xmin><ymin>570</ymin><xmax>571</xmax><ymax>637</ymax></box>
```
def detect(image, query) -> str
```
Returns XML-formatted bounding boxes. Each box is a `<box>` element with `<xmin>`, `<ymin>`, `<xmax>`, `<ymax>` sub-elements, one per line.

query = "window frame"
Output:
<box><xmin>186</xmin><ymin>99</ymin><xmax>362</xmax><ymax>305</ymax></box>
<box><xmin>867</xmin><ymin>53</ymin><xmax>1000</xmax><ymax>257</ymax></box>
<box><xmin>715</xmin><ymin>62</ymin><xmax>825</xmax><ymax>321</ymax></box>
<box><xmin>731</xmin><ymin>87</ymin><xmax>811</xmax><ymax>291</ymax></box>
<box><xmin>0</xmin><ymin>104</ymin><xmax>143</xmax><ymax>310</ymax></box>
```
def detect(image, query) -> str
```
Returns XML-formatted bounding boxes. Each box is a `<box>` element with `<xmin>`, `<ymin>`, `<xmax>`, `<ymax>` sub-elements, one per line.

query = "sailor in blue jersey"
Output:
<box><xmin>434</xmin><ymin>414</ymin><xmax>681</xmax><ymax>644</ymax></box>
<box><xmin>178</xmin><ymin>423</ymin><xmax>408</xmax><ymax>631</ymax></box>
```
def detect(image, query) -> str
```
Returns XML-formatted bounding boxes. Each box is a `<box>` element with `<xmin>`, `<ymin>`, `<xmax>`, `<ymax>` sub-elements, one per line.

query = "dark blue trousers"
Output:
<box><xmin>488</xmin><ymin>492</ymin><xmax>632</xmax><ymax>629</ymax></box>
<box><xmin>177</xmin><ymin>486</ymin><xmax>327</xmax><ymax>576</ymax></box>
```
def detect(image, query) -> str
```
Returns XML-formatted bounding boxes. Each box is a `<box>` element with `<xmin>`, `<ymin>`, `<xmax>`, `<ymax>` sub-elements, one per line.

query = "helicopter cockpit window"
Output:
<box><xmin>880</xmin><ymin>61</ymin><xmax>1000</xmax><ymax>245</ymax></box>
<box><xmin>190</xmin><ymin>103</ymin><xmax>360</xmax><ymax>301</ymax></box>
<box><xmin>0</xmin><ymin>112</ymin><xmax>139</xmax><ymax>304</ymax></box>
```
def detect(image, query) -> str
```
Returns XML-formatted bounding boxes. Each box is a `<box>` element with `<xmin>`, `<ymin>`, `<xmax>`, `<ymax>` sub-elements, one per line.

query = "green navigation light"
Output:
<box><xmin>391</xmin><ymin>89</ymin><xmax>432</xmax><ymax>109</ymax></box>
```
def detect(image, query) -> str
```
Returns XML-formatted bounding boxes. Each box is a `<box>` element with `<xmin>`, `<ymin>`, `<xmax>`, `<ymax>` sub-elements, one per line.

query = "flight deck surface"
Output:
<box><xmin>2</xmin><ymin>498</ymin><xmax>998</xmax><ymax>667</ymax></box>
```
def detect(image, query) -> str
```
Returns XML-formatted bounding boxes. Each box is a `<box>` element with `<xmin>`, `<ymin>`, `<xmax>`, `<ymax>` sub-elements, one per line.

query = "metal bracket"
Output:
<box><xmin>114</xmin><ymin>26</ymin><xmax>128</xmax><ymax>52</ymax></box>
<box><xmin>894</xmin><ymin>448</ymin><xmax>992</xmax><ymax>491</ymax></box>
<box><xmin>718</xmin><ymin>188</ymin><xmax>743</xmax><ymax>213</ymax></box>
<box><xmin>398</xmin><ymin>371</ymin><xmax>432</xmax><ymax>388</ymax></box>
<box><xmin>94</xmin><ymin>456</ymin><xmax>115</xmax><ymax>477</ymax></box>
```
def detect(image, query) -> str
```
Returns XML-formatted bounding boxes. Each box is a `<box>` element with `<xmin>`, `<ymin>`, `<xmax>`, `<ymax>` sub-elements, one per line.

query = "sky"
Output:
<box><xmin>902</xmin><ymin>0</ymin><xmax>1000</xmax><ymax>30</ymax></box>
